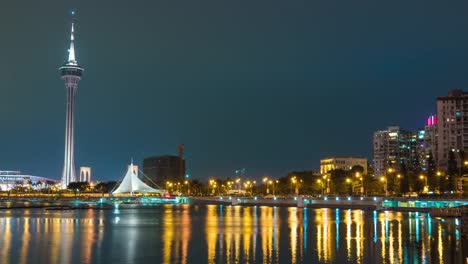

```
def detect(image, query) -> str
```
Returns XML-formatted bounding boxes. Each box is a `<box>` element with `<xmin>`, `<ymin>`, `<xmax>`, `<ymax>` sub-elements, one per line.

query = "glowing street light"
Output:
<box><xmin>380</xmin><ymin>177</ymin><xmax>388</xmax><ymax>197</ymax></box>
<box><xmin>263</xmin><ymin>177</ymin><xmax>270</xmax><ymax>194</ymax></box>
<box><xmin>419</xmin><ymin>175</ymin><xmax>428</xmax><ymax>193</ymax></box>
<box><xmin>291</xmin><ymin>176</ymin><xmax>298</xmax><ymax>195</ymax></box>
<box><xmin>355</xmin><ymin>172</ymin><xmax>364</xmax><ymax>195</ymax></box>
<box><xmin>317</xmin><ymin>179</ymin><xmax>324</xmax><ymax>195</ymax></box>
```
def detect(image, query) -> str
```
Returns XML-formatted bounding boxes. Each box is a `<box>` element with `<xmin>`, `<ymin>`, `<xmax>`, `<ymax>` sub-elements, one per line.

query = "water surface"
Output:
<box><xmin>0</xmin><ymin>205</ymin><xmax>465</xmax><ymax>263</ymax></box>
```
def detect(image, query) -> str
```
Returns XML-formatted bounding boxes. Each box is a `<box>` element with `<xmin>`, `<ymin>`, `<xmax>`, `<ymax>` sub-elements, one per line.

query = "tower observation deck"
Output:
<box><xmin>60</xmin><ymin>22</ymin><xmax>84</xmax><ymax>189</ymax></box>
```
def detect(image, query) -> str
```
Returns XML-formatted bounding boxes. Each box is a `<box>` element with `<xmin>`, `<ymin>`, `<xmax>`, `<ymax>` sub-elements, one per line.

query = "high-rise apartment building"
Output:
<box><xmin>420</xmin><ymin>115</ymin><xmax>438</xmax><ymax>168</ymax></box>
<box><xmin>373</xmin><ymin>126</ymin><xmax>422</xmax><ymax>176</ymax></box>
<box><xmin>373</xmin><ymin>126</ymin><xmax>402</xmax><ymax>176</ymax></box>
<box><xmin>436</xmin><ymin>90</ymin><xmax>468</xmax><ymax>168</ymax></box>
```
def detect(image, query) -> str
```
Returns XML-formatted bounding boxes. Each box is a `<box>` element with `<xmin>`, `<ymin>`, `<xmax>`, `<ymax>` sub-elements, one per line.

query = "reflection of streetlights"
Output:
<box><xmin>380</xmin><ymin>177</ymin><xmax>387</xmax><ymax>197</ymax></box>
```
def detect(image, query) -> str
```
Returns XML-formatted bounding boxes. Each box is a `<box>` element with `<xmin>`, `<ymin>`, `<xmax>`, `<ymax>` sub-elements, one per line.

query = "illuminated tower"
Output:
<box><xmin>60</xmin><ymin>21</ymin><xmax>84</xmax><ymax>189</ymax></box>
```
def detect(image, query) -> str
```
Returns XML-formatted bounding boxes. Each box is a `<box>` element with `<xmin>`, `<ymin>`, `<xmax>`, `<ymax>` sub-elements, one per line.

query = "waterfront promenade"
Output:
<box><xmin>1</xmin><ymin>194</ymin><xmax>467</xmax><ymax>212</ymax></box>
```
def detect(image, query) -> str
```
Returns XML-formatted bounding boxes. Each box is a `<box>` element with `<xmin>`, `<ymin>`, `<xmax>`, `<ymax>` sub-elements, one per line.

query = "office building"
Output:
<box><xmin>142</xmin><ymin>155</ymin><xmax>185</xmax><ymax>186</ymax></box>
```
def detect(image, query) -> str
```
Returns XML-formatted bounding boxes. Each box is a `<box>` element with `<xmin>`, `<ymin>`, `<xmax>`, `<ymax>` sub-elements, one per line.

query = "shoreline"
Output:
<box><xmin>0</xmin><ymin>196</ymin><xmax>467</xmax><ymax>213</ymax></box>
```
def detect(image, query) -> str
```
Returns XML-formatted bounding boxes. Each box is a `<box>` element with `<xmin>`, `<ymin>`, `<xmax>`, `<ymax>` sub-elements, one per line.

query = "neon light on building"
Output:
<box><xmin>426</xmin><ymin>115</ymin><xmax>437</xmax><ymax>126</ymax></box>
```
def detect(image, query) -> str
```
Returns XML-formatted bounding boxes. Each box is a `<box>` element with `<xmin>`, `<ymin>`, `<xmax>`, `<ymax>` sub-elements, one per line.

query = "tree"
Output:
<box><xmin>67</xmin><ymin>182</ymin><xmax>90</xmax><ymax>192</ymax></box>
<box><xmin>446</xmin><ymin>150</ymin><xmax>458</xmax><ymax>192</ymax></box>
<box><xmin>45</xmin><ymin>180</ymin><xmax>55</xmax><ymax>187</ymax></box>
<box><xmin>351</xmin><ymin>165</ymin><xmax>364</xmax><ymax>174</ymax></box>
<box><xmin>399</xmin><ymin>162</ymin><xmax>410</xmax><ymax>194</ymax></box>
<box><xmin>426</xmin><ymin>152</ymin><xmax>437</xmax><ymax>191</ymax></box>
<box><xmin>189</xmin><ymin>180</ymin><xmax>204</xmax><ymax>196</ymax></box>
<box><xmin>12</xmin><ymin>180</ymin><xmax>27</xmax><ymax>193</ymax></box>
<box><xmin>329</xmin><ymin>169</ymin><xmax>351</xmax><ymax>195</ymax></box>
<box><xmin>94</xmin><ymin>181</ymin><xmax>117</xmax><ymax>194</ymax></box>
<box><xmin>26</xmin><ymin>180</ymin><xmax>33</xmax><ymax>191</ymax></box>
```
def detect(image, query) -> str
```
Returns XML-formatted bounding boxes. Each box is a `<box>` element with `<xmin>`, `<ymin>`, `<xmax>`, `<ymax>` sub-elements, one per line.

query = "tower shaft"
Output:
<box><xmin>61</xmin><ymin>78</ymin><xmax>79</xmax><ymax>188</ymax></box>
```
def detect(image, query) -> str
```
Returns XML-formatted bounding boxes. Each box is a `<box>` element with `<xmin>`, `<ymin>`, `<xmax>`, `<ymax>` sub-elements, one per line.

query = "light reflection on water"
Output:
<box><xmin>0</xmin><ymin>206</ymin><xmax>465</xmax><ymax>263</ymax></box>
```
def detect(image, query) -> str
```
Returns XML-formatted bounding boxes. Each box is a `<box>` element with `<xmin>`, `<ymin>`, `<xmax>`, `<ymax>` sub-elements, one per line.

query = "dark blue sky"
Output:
<box><xmin>1</xmin><ymin>0</ymin><xmax>468</xmax><ymax>181</ymax></box>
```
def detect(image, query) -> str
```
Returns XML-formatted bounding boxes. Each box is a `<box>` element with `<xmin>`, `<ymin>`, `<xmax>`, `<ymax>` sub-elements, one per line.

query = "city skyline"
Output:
<box><xmin>2</xmin><ymin>1</ymin><xmax>468</xmax><ymax>181</ymax></box>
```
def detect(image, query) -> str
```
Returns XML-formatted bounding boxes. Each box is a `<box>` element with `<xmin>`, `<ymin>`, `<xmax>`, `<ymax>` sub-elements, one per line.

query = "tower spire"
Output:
<box><xmin>67</xmin><ymin>11</ymin><xmax>78</xmax><ymax>65</ymax></box>
<box><xmin>67</xmin><ymin>23</ymin><xmax>77</xmax><ymax>65</ymax></box>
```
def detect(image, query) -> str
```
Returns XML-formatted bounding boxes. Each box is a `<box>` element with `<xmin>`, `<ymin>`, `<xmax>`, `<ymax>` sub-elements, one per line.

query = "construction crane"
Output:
<box><xmin>178</xmin><ymin>144</ymin><xmax>185</xmax><ymax>181</ymax></box>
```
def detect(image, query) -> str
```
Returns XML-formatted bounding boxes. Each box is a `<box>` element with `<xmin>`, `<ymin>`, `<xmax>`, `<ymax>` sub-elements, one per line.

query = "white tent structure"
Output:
<box><xmin>112</xmin><ymin>162</ymin><xmax>165</xmax><ymax>195</ymax></box>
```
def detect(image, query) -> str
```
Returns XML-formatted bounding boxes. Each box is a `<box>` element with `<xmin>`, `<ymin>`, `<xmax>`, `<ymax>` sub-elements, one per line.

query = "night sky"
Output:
<box><xmin>2</xmin><ymin>1</ymin><xmax>468</xmax><ymax>181</ymax></box>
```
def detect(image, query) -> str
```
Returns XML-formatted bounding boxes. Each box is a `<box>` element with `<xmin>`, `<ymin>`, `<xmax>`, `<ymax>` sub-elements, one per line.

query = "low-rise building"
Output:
<box><xmin>320</xmin><ymin>157</ymin><xmax>368</xmax><ymax>174</ymax></box>
<box><xmin>0</xmin><ymin>171</ymin><xmax>57</xmax><ymax>191</ymax></box>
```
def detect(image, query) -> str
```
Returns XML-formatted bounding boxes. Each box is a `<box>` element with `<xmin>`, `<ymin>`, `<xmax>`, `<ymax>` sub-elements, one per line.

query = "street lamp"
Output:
<box><xmin>184</xmin><ymin>180</ymin><xmax>190</xmax><ymax>195</ymax></box>
<box><xmin>323</xmin><ymin>174</ymin><xmax>330</xmax><ymax>195</ymax></box>
<box><xmin>263</xmin><ymin>177</ymin><xmax>269</xmax><ymax>194</ymax></box>
<box><xmin>462</xmin><ymin>161</ymin><xmax>468</xmax><ymax>196</ymax></box>
<box><xmin>419</xmin><ymin>175</ymin><xmax>428</xmax><ymax>193</ymax></box>
<box><xmin>291</xmin><ymin>177</ymin><xmax>298</xmax><ymax>195</ymax></box>
<box><xmin>317</xmin><ymin>179</ymin><xmax>324</xmax><ymax>196</ymax></box>
<box><xmin>346</xmin><ymin>178</ymin><xmax>353</xmax><ymax>195</ymax></box>
<box><xmin>380</xmin><ymin>177</ymin><xmax>388</xmax><ymax>197</ymax></box>
<box><xmin>356</xmin><ymin>172</ymin><xmax>364</xmax><ymax>195</ymax></box>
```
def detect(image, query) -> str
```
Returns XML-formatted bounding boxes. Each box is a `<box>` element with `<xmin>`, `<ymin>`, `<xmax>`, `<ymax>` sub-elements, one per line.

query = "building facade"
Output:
<box><xmin>320</xmin><ymin>157</ymin><xmax>368</xmax><ymax>174</ymax></box>
<box><xmin>436</xmin><ymin>90</ymin><xmax>468</xmax><ymax>168</ymax></box>
<box><xmin>372</xmin><ymin>126</ymin><xmax>426</xmax><ymax>176</ymax></box>
<box><xmin>0</xmin><ymin>171</ymin><xmax>57</xmax><ymax>191</ymax></box>
<box><xmin>142</xmin><ymin>155</ymin><xmax>185</xmax><ymax>187</ymax></box>
<box><xmin>424</xmin><ymin>115</ymin><xmax>438</xmax><ymax>161</ymax></box>
<box><xmin>373</xmin><ymin>126</ymin><xmax>402</xmax><ymax>176</ymax></box>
